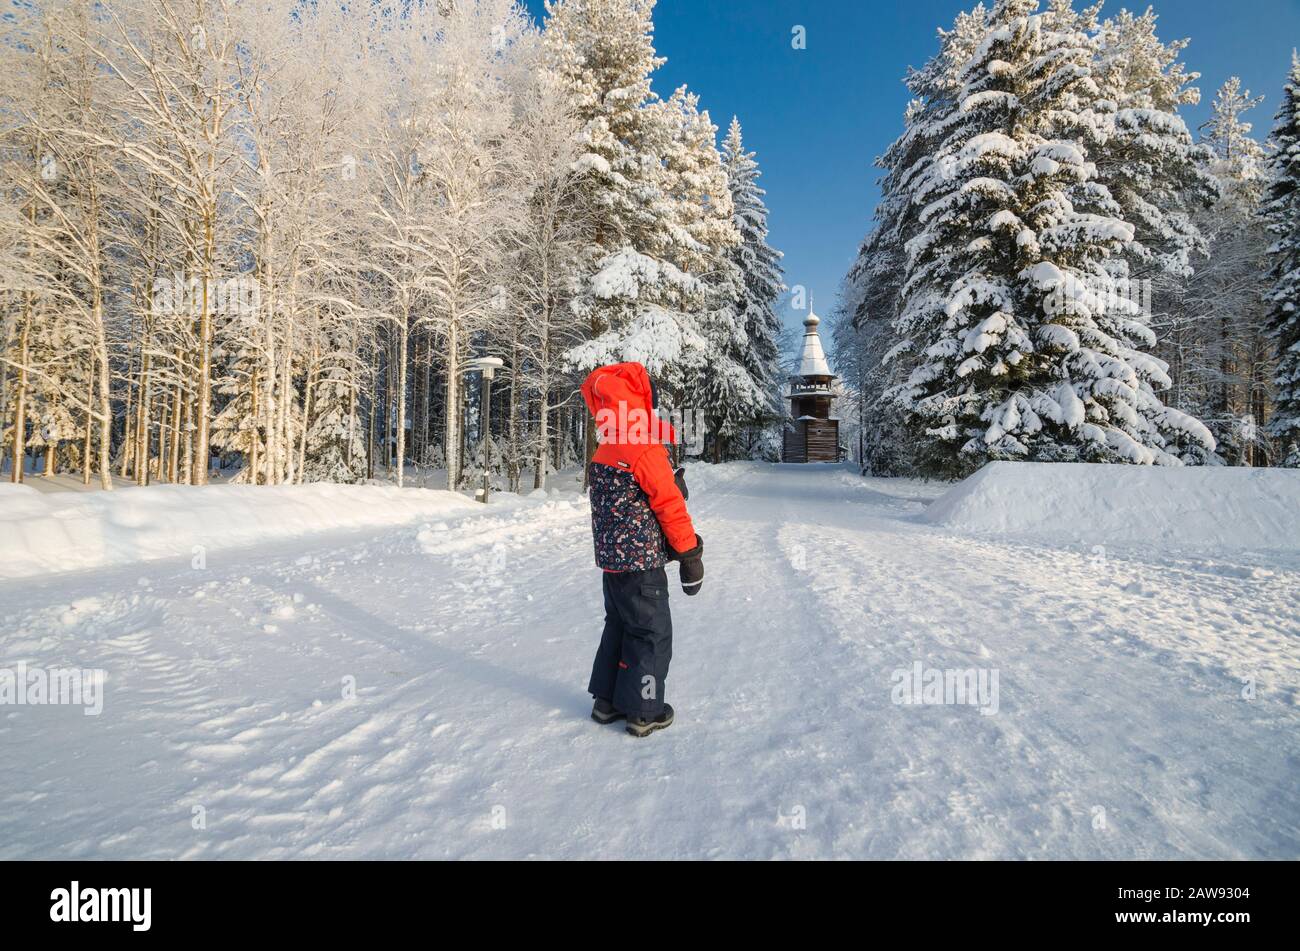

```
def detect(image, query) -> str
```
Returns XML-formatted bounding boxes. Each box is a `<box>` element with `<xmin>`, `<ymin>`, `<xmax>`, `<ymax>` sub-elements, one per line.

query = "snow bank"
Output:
<box><xmin>0</xmin><ymin>482</ymin><xmax>482</xmax><ymax>580</ymax></box>
<box><xmin>924</xmin><ymin>462</ymin><xmax>1300</xmax><ymax>552</ymax></box>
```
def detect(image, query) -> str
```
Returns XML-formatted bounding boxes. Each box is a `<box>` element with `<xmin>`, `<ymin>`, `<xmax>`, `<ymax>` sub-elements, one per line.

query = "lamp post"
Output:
<box><xmin>466</xmin><ymin>357</ymin><xmax>504</xmax><ymax>503</ymax></box>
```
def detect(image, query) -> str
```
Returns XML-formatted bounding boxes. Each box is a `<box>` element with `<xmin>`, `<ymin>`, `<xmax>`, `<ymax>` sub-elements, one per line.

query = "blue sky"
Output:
<box><xmin>522</xmin><ymin>0</ymin><xmax>1300</xmax><ymax>344</ymax></box>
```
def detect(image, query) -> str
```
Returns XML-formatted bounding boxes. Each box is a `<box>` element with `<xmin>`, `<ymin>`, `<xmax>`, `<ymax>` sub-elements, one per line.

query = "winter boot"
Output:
<box><xmin>591</xmin><ymin>698</ymin><xmax>625</xmax><ymax>725</ymax></box>
<box><xmin>626</xmin><ymin>704</ymin><xmax>674</xmax><ymax>738</ymax></box>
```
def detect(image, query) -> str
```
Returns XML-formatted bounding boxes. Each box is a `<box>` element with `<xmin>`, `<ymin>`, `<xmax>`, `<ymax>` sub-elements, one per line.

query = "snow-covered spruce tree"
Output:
<box><xmin>210</xmin><ymin>293</ymin><xmax>307</xmax><ymax>485</ymax></box>
<box><xmin>843</xmin><ymin>218</ymin><xmax>915</xmax><ymax>475</ymax></box>
<box><xmin>841</xmin><ymin>5</ymin><xmax>992</xmax><ymax>475</ymax></box>
<box><xmin>302</xmin><ymin>330</ymin><xmax>368</xmax><ymax>485</ymax></box>
<box><xmin>894</xmin><ymin>0</ymin><xmax>1214</xmax><ymax>477</ymax></box>
<box><xmin>544</xmin><ymin>0</ymin><xmax>710</xmax><ymax>472</ymax></box>
<box><xmin>1265</xmin><ymin>53</ymin><xmax>1300</xmax><ymax>467</ymax></box>
<box><xmin>548</xmin><ymin>1</ymin><xmax>746</xmax><ymax>468</ymax></box>
<box><xmin>716</xmin><ymin>117</ymin><xmax>786</xmax><ymax>461</ymax></box>
<box><xmin>210</xmin><ymin>313</ymin><xmax>270</xmax><ymax>485</ymax></box>
<box><xmin>543</xmin><ymin>0</ymin><xmax>671</xmax><ymax>307</ymax></box>
<box><xmin>566</xmin><ymin>85</ymin><xmax>742</xmax><ymax>441</ymax></box>
<box><xmin>25</xmin><ymin>307</ymin><xmax>89</xmax><ymax>478</ymax></box>
<box><xmin>1090</xmin><ymin>6</ymin><xmax>1217</xmax><ymax>282</ymax></box>
<box><xmin>565</xmin><ymin>249</ymin><xmax>708</xmax><ymax>380</ymax></box>
<box><xmin>656</xmin><ymin>89</ymin><xmax>739</xmax><ymax>280</ymax></box>
<box><xmin>827</xmin><ymin>302</ymin><xmax>867</xmax><ymax>468</ymax></box>
<box><xmin>653</xmin><ymin>89</ymin><xmax>749</xmax><ymax>456</ymax></box>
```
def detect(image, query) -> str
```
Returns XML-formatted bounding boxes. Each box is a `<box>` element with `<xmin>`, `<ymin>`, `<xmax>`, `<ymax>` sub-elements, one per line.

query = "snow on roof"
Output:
<box><xmin>795</xmin><ymin>311</ymin><xmax>834</xmax><ymax>378</ymax></box>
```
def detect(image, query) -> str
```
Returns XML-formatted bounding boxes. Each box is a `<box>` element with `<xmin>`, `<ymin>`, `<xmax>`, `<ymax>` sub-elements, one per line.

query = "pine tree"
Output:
<box><xmin>565</xmin><ymin>248</ymin><xmax>709</xmax><ymax>380</ymax></box>
<box><xmin>303</xmin><ymin>337</ymin><xmax>367</xmax><ymax>484</ymax></box>
<box><xmin>715</xmin><ymin>117</ymin><xmax>785</xmax><ymax>460</ymax></box>
<box><xmin>841</xmin><ymin>5</ymin><xmax>992</xmax><ymax>475</ymax></box>
<box><xmin>1091</xmin><ymin>6</ymin><xmax>1217</xmax><ymax>281</ymax></box>
<box><xmin>543</xmin><ymin>0</ymin><xmax>669</xmax><ymax>282</ymax></box>
<box><xmin>550</xmin><ymin>0</ymin><xmax>742</xmax><ymax>457</ymax></box>
<box><xmin>656</xmin><ymin>90</ymin><xmax>748</xmax><ymax>453</ymax></box>
<box><xmin>657</xmin><ymin>88</ymin><xmax>738</xmax><ymax>278</ymax></box>
<box><xmin>25</xmin><ymin>309</ymin><xmax>83</xmax><ymax>477</ymax></box>
<box><xmin>1265</xmin><ymin>53</ymin><xmax>1300</xmax><ymax>466</ymax></box>
<box><xmin>544</xmin><ymin>0</ymin><xmax>695</xmax><ymax>473</ymax></box>
<box><xmin>893</xmin><ymin>0</ymin><xmax>1214</xmax><ymax>477</ymax></box>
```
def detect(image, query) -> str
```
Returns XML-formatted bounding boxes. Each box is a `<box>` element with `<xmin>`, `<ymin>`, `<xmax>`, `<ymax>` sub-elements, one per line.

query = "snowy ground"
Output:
<box><xmin>1</xmin><ymin>462</ymin><xmax>1297</xmax><ymax>859</ymax></box>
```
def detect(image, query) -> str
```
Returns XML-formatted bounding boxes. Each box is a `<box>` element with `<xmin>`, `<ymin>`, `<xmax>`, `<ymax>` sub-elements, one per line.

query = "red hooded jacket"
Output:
<box><xmin>581</xmin><ymin>363</ymin><xmax>696</xmax><ymax>571</ymax></box>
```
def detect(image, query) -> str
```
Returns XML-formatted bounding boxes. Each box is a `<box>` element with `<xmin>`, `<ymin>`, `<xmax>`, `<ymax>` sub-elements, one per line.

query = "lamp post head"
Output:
<box><xmin>466</xmin><ymin>356</ymin><xmax>504</xmax><ymax>380</ymax></box>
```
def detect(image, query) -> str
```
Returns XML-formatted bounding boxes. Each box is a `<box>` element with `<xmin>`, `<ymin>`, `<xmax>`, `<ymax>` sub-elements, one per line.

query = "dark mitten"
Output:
<box><xmin>672</xmin><ymin>534</ymin><xmax>704</xmax><ymax>596</ymax></box>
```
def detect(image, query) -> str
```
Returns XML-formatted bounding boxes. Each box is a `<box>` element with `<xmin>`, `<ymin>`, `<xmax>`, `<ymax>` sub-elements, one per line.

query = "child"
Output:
<box><xmin>581</xmin><ymin>362</ymin><xmax>704</xmax><ymax>738</ymax></box>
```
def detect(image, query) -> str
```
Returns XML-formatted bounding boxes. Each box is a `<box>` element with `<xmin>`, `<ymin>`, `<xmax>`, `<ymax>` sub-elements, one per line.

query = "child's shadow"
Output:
<box><xmin>296</xmin><ymin>580</ymin><xmax>586</xmax><ymax>718</ymax></box>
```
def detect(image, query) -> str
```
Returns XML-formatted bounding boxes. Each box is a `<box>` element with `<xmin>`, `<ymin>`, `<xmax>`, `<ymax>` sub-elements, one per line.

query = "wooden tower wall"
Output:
<box><xmin>783</xmin><ymin>419</ymin><xmax>840</xmax><ymax>463</ymax></box>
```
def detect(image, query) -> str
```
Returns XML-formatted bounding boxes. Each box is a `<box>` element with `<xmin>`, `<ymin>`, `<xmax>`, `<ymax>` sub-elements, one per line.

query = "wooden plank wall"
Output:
<box><xmin>782</xmin><ymin>424</ymin><xmax>807</xmax><ymax>463</ymax></box>
<box><xmin>783</xmin><ymin>420</ymin><xmax>840</xmax><ymax>463</ymax></box>
<box><xmin>805</xmin><ymin>420</ymin><xmax>839</xmax><ymax>462</ymax></box>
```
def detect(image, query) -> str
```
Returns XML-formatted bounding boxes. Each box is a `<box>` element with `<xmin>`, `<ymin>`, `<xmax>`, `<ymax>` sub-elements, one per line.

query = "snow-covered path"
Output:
<box><xmin>2</xmin><ymin>463</ymin><xmax>1297</xmax><ymax>859</ymax></box>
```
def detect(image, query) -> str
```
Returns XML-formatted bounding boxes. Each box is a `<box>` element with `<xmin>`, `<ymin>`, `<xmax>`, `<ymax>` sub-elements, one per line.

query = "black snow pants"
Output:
<box><xmin>588</xmin><ymin>566</ymin><xmax>673</xmax><ymax>719</ymax></box>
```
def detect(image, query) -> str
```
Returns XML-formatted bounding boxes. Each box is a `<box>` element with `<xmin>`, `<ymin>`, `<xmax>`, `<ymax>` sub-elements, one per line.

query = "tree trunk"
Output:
<box><xmin>86</xmin><ymin>179</ymin><xmax>113</xmax><ymax>490</ymax></box>
<box><xmin>249</xmin><ymin>367</ymin><xmax>260</xmax><ymax>486</ymax></box>
<box><xmin>83</xmin><ymin>358</ymin><xmax>95</xmax><ymax>486</ymax></box>
<box><xmin>445</xmin><ymin>318</ymin><xmax>460</xmax><ymax>490</ymax></box>
<box><xmin>168</xmin><ymin>362</ymin><xmax>182</xmax><ymax>483</ymax></box>
<box><xmin>507</xmin><ymin>336</ymin><xmax>520</xmax><ymax>494</ymax></box>
<box><xmin>10</xmin><ymin>316</ymin><xmax>29</xmax><ymax>484</ymax></box>
<box><xmin>396</xmin><ymin>313</ymin><xmax>408</xmax><ymax>488</ymax></box>
<box><xmin>181</xmin><ymin>387</ymin><xmax>193</xmax><ymax>484</ymax></box>
<box><xmin>298</xmin><ymin>345</ymin><xmax>318</xmax><ymax>484</ymax></box>
<box><xmin>193</xmin><ymin>203</ymin><xmax>216</xmax><ymax>486</ymax></box>
<box><xmin>262</xmin><ymin>322</ymin><xmax>278</xmax><ymax>486</ymax></box>
<box><xmin>534</xmin><ymin>385</ymin><xmax>549</xmax><ymax>491</ymax></box>
<box><xmin>367</xmin><ymin>346</ymin><xmax>377</xmax><ymax>481</ymax></box>
<box><xmin>347</xmin><ymin>381</ymin><xmax>358</xmax><ymax>474</ymax></box>
<box><xmin>120</xmin><ymin>338</ymin><xmax>136</xmax><ymax>480</ymax></box>
<box><xmin>279</xmin><ymin>308</ymin><xmax>297</xmax><ymax>485</ymax></box>
<box><xmin>136</xmin><ymin>350</ymin><xmax>151</xmax><ymax>486</ymax></box>
<box><xmin>193</xmin><ymin>277</ymin><xmax>212</xmax><ymax>485</ymax></box>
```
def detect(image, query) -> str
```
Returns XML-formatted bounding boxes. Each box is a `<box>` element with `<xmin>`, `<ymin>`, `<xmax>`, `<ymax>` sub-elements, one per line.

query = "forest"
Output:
<box><xmin>5</xmin><ymin>0</ymin><xmax>1298</xmax><ymax>494</ymax></box>
<box><xmin>0</xmin><ymin>0</ymin><xmax>787</xmax><ymax>492</ymax></box>
<box><xmin>834</xmin><ymin>0</ymin><xmax>1300</xmax><ymax>478</ymax></box>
